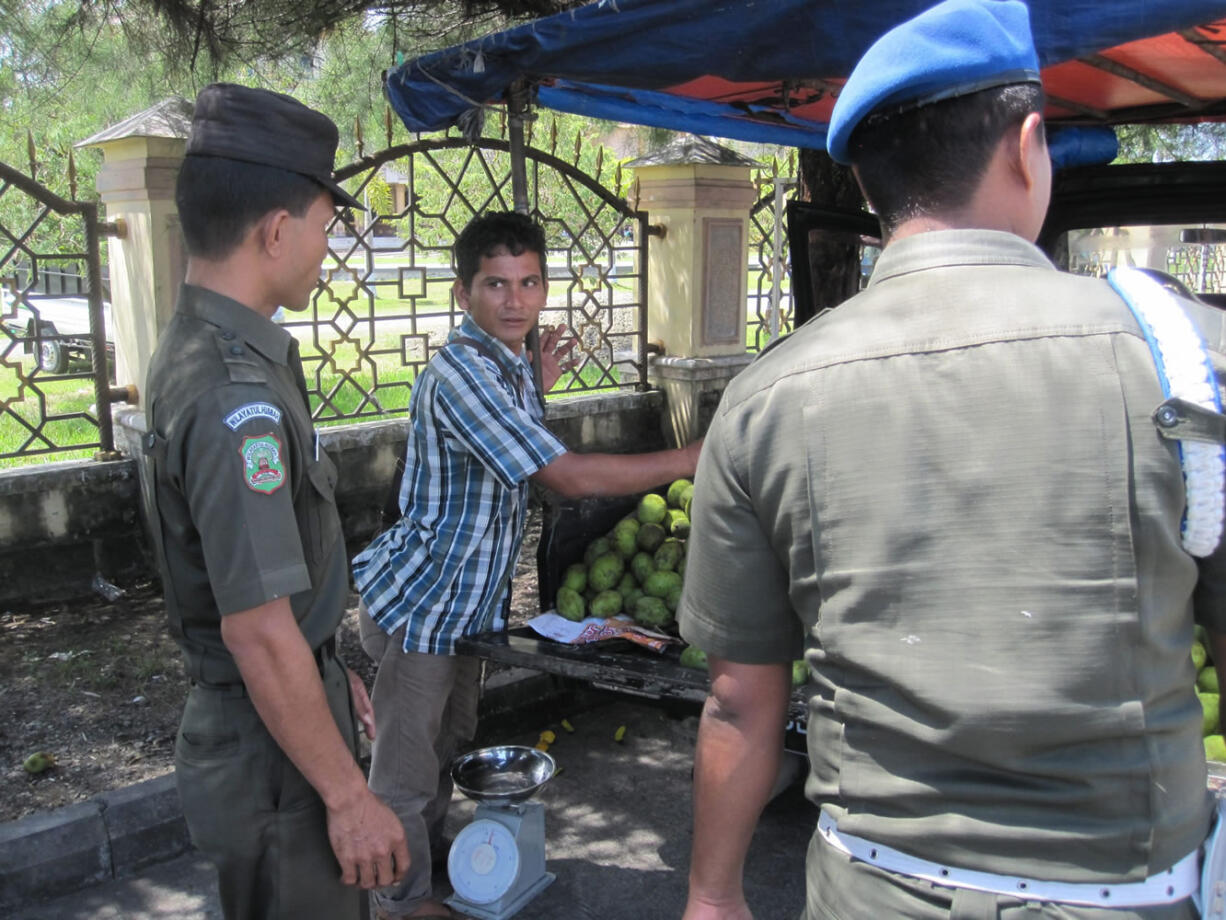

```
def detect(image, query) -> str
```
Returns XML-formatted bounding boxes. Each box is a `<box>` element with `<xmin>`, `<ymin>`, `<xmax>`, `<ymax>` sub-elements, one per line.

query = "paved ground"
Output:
<box><xmin>8</xmin><ymin>696</ymin><xmax>815</xmax><ymax>920</ymax></box>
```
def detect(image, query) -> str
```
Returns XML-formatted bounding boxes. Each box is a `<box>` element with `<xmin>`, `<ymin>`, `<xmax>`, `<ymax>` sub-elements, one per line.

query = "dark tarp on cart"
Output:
<box><xmin>384</xmin><ymin>0</ymin><xmax>1226</xmax><ymax>147</ymax></box>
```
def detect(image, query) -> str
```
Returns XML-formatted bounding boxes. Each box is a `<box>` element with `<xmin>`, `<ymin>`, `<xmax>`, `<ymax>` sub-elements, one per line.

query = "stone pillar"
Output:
<box><xmin>76</xmin><ymin>98</ymin><xmax>191</xmax><ymax>403</ymax></box>
<box><xmin>629</xmin><ymin>136</ymin><xmax>759</xmax><ymax>446</ymax></box>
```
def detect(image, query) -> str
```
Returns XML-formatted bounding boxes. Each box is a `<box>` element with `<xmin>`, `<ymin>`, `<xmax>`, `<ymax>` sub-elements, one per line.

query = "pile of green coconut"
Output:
<box><xmin>555</xmin><ymin>478</ymin><xmax>693</xmax><ymax>630</ymax></box>
<box><xmin>1195</xmin><ymin>627</ymin><xmax>1225</xmax><ymax>762</ymax></box>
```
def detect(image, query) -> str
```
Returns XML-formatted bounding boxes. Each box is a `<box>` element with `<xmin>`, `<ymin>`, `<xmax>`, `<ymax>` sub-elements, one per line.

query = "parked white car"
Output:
<box><xmin>1</xmin><ymin>290</ymin><xmax>113</xmax><ymax>374</ymax></box>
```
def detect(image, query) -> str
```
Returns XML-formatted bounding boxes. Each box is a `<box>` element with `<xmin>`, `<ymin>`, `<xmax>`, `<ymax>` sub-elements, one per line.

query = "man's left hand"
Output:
<box><xmin>533</xmin><ymin>323</ymin><xmax>579</xmax><ymax>392</ymax></box>
<box><xmin>345</xmin><ymin>667</ymin><xmax>377</xmax><ymax>741</ymax></box>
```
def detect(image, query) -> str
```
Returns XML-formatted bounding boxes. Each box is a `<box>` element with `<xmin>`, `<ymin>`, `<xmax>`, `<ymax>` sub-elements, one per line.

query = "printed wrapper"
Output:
<box><xmin>528</xmin><ymin>612</ymin><xmax>679</xmax><ymax>653</ymax></box>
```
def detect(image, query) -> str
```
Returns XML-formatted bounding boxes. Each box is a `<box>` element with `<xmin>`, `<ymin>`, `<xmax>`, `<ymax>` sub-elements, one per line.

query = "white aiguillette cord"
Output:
<box><xmin>1108</xmin><ymin>267</ymin><xmax>1226</xmax><ymax>557</ymax></box>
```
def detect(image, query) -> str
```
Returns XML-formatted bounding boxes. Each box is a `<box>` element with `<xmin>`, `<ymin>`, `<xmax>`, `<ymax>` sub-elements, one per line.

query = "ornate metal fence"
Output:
<box><xmin>746</xmin><ymin>164</ymin><xmax>797</xmax><ymax>352</ymax></box>
<box><xmin>1167</xmin><ymin>235</ymin><xmax>1226</xmax><ymax>292</ymax></box>
<box><xmin>0</xmin><ymin>159</ymin><xmax>121</xmax><ymax>464</ymax></box>
<box><xmin>298</xmin><ymin>131</ymin><xmax>649</xmax><ymax>424</ymax></box>
<box><xmin>1065</xmin><ymin>225</ymin><xmax>1226</xmax><ymax>295</ymax></box>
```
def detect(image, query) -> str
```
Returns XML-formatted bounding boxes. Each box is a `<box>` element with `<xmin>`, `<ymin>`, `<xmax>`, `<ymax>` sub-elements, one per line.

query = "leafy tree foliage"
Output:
<box><xmin>69</xmin><ymin>0</ymin><xmax>581</xmax><ymax>68</ymax></box>
<box><xmin>1116</xmin><ymin>123</ymin><xmax>1226</xmax><ymax>163</ymax></box>
<box><xmin>1</xmin><ymin>2</ymin><xmax>201</xmax><ymax>258</ymax></box>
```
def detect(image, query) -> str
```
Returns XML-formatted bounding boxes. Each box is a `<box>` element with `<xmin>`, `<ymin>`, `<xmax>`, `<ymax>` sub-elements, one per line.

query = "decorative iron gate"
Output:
<box><xmin>1168</xmin><ymin>230</ymin><xmax>1226</xmax><ymax>292</ymax></box>
<box><xmin>0</xmin><ymin>160</ymin><xmax>122</xmax><ymax>464</ymax></box>
<box><xmin>747</xmin><ymin>171</ymin><xmax>797</xmax><ymax>353</ymax></box>
<box><xmin>294</xmin><ymin>133</ymin><xmax>649</xmax><ymax>425</ymax></box>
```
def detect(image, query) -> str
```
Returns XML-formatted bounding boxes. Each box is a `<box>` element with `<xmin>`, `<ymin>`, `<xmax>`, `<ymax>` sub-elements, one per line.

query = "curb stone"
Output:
<box><xmin>0</xmin><ymin>667</ymin><xmax>565</xmax><ymax>911</ymax></box>
<box><xmin>0</xmin><ymin>775</ymin><xmax>187</xmax><ymax>912</ymax></box>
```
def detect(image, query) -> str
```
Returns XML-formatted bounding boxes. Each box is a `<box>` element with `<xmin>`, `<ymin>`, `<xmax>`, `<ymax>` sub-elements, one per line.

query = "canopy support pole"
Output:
<box><xmin>507</xmin><ymin>79</ymin><xmax>547</xmax><ymax>410</ymax></box>
<box><xmin>770</xmin><ymin>176</ymin><xmax>797</xmax><ymax>342</ymax></box>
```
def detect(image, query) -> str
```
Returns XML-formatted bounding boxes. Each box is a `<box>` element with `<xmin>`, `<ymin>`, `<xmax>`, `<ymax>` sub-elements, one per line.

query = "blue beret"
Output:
<box><xmin>827</xmin><ymin>0</ymin><xmax>1040</xmax><ymax>165</ymax></box>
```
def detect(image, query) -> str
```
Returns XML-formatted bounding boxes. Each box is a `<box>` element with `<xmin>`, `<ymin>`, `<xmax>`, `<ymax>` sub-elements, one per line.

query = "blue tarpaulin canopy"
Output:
<box><xmin>384</xmin><ymin>0</ymin><xmax>1226</xmax><ymax>150</ymax></box>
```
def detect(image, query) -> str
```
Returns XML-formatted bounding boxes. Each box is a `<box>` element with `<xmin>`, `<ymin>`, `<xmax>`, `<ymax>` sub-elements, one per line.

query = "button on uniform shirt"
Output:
<box><xmin>679</xmin><ymin>230</ymin><xmax>1226</xmax><ymax>885</ymax></box>
<box><xmin>144</xmin><ymin>285</ymin><xmax>347</xmax><ymax>685</ymax></box>
<box><xmin>353</xmin><ymin>315</ymin><xmax>566</xmax><ymax>655</ymax></box>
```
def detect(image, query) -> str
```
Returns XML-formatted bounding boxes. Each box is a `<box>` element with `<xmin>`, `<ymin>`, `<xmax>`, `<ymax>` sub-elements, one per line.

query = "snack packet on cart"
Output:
<box><xmin>527</xmin><ymin>612</ymin><xmax>680</xmax><ymax>653</ymax></box>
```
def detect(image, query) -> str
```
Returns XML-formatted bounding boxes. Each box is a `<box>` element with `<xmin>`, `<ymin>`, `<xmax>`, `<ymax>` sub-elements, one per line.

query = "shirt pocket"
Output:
<box><xmin>304</xmin><ymin>451</ymin><xmax>341</xmax><ymax>565</ymax></box>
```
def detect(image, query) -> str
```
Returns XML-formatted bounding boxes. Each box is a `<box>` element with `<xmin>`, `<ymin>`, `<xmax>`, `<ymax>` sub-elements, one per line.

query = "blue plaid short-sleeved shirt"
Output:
<box><xmin>352</xmin><ymin>316</ymin><xmax>566</xmax><ymax>654</ymax></box>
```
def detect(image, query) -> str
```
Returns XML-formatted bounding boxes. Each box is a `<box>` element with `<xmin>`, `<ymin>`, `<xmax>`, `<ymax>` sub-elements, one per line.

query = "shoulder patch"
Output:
<box><xmin>224</xmin><ymin>402</ymin><xmax>283</xmax><ymax>431</ymax></box>
<box><xmin>238</xmin><ymin>433</ymin><xmax>286</xmax><ymax>494</ymax></box>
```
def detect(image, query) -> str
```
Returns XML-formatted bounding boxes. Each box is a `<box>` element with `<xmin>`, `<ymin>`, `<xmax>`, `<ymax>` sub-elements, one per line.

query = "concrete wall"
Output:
<box><xmin>0</xmin><ymin>391</ymin><xmax>673</xmax><ymax>608</ymax></box>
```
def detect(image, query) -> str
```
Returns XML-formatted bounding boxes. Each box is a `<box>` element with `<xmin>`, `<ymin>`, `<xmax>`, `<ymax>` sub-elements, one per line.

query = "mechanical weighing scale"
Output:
<box><xmin>446</xmin><ymin>745</ymin><xmax>557</xmax><ymax>920</ymax></box>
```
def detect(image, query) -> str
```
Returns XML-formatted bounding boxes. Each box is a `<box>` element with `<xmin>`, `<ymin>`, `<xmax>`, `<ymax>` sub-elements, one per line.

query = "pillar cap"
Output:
<box><xmin>626</xmin><ymin>134</ymin><xmax>761</xmax><ymax>169</ymax></box>
<box><xmin>76</xmin><ymin>97</ymin><xmax>192</xmax><ymax>149</ymax></box>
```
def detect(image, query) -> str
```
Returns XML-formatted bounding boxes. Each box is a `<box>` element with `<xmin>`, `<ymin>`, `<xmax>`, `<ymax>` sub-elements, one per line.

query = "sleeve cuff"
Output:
<box><xmin>213</xmin><ymin>564</ymin><xmax>312</xmax><ymax>615</ymax></box>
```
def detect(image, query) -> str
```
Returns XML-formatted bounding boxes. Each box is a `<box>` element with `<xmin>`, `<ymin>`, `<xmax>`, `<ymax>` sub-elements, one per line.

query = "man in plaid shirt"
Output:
<box><xmin>353</xmin><ymin>211</ymin><xmax>701</xmax><ymax>920</ymax></box>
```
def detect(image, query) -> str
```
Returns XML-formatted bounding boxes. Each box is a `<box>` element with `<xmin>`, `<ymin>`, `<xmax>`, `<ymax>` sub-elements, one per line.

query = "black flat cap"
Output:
<box><xmin>186</xmin><ymin>83</ymin><xmax>363</xmax><ymax>210</ymax></box>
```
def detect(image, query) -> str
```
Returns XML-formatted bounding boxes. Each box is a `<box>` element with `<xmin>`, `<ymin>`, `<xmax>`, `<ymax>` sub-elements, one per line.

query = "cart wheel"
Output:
<box><xmin>37</xmin><ymin>326</ymin><xmax>68</xmax><ymax>374</ymax></box>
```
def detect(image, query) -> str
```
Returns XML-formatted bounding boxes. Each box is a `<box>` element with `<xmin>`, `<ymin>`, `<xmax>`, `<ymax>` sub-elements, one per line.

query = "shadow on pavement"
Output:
<box><xmin>11</xmin><ymin>696</ymin><xmax>815</xmax><ymax>920</ymax></box>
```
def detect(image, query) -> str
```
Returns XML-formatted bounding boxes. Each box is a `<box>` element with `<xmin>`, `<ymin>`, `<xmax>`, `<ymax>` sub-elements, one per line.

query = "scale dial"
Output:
<box><xmin>448</xmin><ymin>818</ymin><xmax>521</xmax><ymax>904</ymax></box>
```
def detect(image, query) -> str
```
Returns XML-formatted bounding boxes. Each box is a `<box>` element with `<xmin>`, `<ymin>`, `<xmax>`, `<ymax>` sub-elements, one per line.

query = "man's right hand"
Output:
<box><xmin>221</xmin><ymin>602</ymin><xmax>410</xmax><ymax>889</ymax></box>
<box><xmin>326</xmin><ymin>789</ymin><xmax>409</xmax><ymax>889</ymax></box>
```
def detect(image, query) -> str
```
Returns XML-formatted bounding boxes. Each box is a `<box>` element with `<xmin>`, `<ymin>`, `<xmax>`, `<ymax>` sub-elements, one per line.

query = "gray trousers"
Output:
<box><xmin>360</xmin><ymin>609</ymin><xmax>481</xmax><ymax>917</ymax></box>
<box><xmin>806</xmin><ymin>830</ymin><xmax>1198</xmax><ymax>920</ymax></box>
<box><xmin>174</xmin><ymin>650</ymin><xmax>363</xmax><ymax>920</ymax></box>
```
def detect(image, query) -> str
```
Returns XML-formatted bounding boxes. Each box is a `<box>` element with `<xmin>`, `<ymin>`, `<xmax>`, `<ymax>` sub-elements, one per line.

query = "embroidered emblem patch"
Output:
<box><xmin>224</xmin><ymin>402</ymin><xmax>282</xmax><ymax>431</ymax></box>
<box><xmin>239</xmin><ymin>433</ymin><xmax>286</xmax><ymax>494</ymax></box>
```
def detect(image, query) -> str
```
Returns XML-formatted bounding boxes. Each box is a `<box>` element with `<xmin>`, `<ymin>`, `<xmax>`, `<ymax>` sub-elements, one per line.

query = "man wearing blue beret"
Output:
<box><xmin>679</xmin><ymin>1</ymin><xmax>1226</xmax><ymax>918</ymax></box>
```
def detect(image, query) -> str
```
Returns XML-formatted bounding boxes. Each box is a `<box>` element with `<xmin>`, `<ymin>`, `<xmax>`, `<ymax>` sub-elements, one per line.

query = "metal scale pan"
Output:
<box><xmin>446</xmin><ymin>745</ymin><xmax>557</xmax><ymax>920</ymax></box>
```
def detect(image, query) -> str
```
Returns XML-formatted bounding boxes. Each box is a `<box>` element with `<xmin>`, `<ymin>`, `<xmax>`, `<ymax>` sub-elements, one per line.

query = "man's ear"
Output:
<box><xmin>1016</xmin><ymin>112</ymin><xmax>1046</xmax><ymax>192</ymax></box>
<box><xmin>453</xmin><ymin>277</ymin><xmax>470</xmax><ymax>311</ymax></box>
<box><xmin>256</xmin><ymin>209</ymin><xmax>291</xmax><ymax>258</ymax></box>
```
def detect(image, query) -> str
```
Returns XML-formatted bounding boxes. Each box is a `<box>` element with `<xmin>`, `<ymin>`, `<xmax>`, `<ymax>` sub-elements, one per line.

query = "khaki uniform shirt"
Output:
<box><xmin>679</xmin><ymin>230</ymin><xmax>1226</xmax><ymax>884</ymax></box>
<box><xmin>143</xmin><ymin>285</ymin><xmax>346</xmax><ymax>685</ymax></box>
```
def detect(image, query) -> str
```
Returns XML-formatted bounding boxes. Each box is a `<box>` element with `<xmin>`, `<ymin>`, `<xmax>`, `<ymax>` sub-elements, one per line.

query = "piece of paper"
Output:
<box><xmin>528</xmin><ymin>611</ymin><xmax>679</xmax><ymax>653</ymax></box>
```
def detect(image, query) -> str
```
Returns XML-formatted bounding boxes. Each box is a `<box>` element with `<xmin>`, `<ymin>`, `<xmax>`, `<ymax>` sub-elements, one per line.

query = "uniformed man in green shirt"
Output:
<box><xmin>142</xmin><ymin>83</ymin><xmax>408</xmax><ymax>920</ymax></box>
<box><xmin>679</xmin><ymin>2</ymin><xmax>1226</xmax><ymax>919</ymax></box>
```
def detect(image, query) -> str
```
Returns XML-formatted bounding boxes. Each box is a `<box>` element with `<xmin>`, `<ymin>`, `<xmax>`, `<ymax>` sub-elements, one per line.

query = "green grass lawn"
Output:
<box><xmin>0</xmin><ymin>364</ymin><xmax>104</xmax><ymax>467</ymax></box>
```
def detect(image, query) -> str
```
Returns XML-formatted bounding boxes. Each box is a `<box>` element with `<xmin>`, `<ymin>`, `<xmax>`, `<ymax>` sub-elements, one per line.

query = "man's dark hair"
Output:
<box><xmin>455</xmin><ymin>211</ymin><xmax>548</xmax><ymax>288</ymax></box>
<box><xmin>176</xmin><ymin>156</ymin><xmax>327</xmax><ymax>260</ymax></box>
<box><xmin>848</xmin><ymin>83</ymin><xmax>1045</xmax><ymax>236</ymax></box>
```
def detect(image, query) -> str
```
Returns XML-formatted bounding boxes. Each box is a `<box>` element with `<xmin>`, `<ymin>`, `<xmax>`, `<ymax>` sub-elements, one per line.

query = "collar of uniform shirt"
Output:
<box><xmin>867</xmin><ymin>229</ymin><xmax>1057</xmax><ymax>289</ymax></box>
<box><xmin>179</xmin><ymin>283</ymin><xmax>294</xmax><ymax>366</ymax></box>
<box><xmin>451</xmin><ymin>312</ymin><xmax>533</xmax><ymax>394</ymax></box>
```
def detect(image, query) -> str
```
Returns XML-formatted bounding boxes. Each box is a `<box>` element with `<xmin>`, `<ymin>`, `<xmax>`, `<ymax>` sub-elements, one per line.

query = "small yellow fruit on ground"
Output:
<box><xmin>23</xmin><ymin>751</ymin><xmax>56</xmax><ymax>774</ymax></box>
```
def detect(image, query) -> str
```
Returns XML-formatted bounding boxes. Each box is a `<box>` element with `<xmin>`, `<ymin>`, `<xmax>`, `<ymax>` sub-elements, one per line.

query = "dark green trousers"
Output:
<box><xmin>175</xmin><ymin>652</ymin><xmax>364</xmax><ymax>920</ymax></box>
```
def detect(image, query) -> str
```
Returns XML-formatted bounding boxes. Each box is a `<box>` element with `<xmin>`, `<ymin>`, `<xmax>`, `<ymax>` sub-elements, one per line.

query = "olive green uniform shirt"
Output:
<box><xmin>679</xmin><ymin>231</ymin><xmax>1226</xmax><ymax>885</ymax></box>
<box><xmin>144</xmin><ymin>284</ymin><xmax>347</xmax><ymax>685</ymax></box>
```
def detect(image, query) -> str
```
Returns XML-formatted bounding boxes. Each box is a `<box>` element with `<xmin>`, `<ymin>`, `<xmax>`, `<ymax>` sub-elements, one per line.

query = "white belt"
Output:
<box><xmin>817</xmin><ymin>809</ymin><xmax>1199</xmax><ymax>908</ymax></box>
